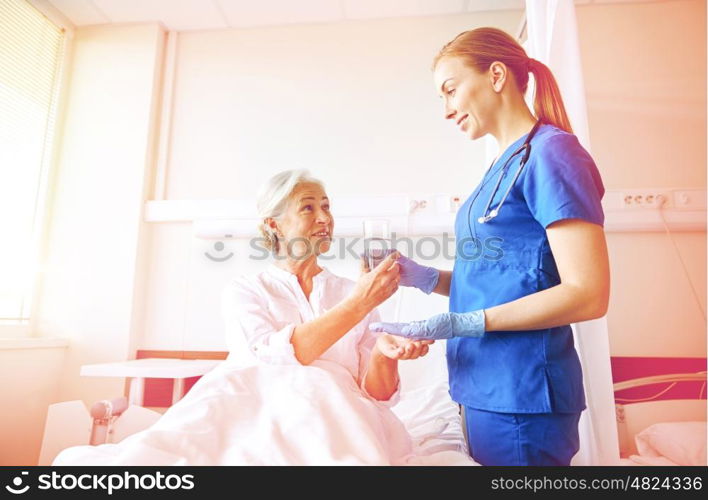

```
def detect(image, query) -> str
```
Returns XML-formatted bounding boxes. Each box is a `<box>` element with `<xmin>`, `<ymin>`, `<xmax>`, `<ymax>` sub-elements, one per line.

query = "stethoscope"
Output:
<box><xmin>473</xmin><ymin>120</ymin><xmax>542</xmax><ymax>226</ymax></box>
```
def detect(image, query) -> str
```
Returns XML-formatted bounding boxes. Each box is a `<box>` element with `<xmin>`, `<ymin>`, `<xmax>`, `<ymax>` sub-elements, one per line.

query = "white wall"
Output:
<box><xmin>0</xmin><ymin>346</ymin><xmax>66</xmax><ymax>465</ymax></box>
<box><xmin>578</xmin><ymin>0</ymin><xmax>705</xmax><ymax>188</ymax></box>
<box><xmin>576</xmin><ymin>0</ymin><xmax>706</xmax><ymax>356</ymax></box>
<box><xmin>35</xmin><ymin>24</ymin><xmax>165</xmax><ymax>405</ymax></box>
<box><xmin>606</xmin><ymin>231</ymin><xmax>706</xmax><ymax>356</ymax></box>
<box><xmin>164</xmin><ymin>12</ymin><xmax>522</xmax><ymax>200</ymax></box>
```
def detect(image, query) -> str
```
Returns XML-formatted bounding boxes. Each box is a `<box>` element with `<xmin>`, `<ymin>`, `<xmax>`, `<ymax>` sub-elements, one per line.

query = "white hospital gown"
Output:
<box><xmin>222</xmin><ymin>265</ymin><xmax>395</xmax><ymax>397</ymax></box>
<box><xmin>53</xmin><ymin>265</ymin><xmax>415</xmax><ymax>466</ymax></box>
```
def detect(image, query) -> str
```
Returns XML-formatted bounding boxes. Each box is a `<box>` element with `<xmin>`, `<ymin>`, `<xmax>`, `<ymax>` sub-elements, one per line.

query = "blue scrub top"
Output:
<box><xmin>448</xmin><ymin>124</ymin><xmax>604</xmax><ymax>414</ymax></box>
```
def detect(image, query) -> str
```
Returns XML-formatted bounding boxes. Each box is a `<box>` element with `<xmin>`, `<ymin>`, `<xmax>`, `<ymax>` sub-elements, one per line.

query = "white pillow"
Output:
<box><xmin>635</xmin><ymin>421</ymin><xmax>707</xmax><ymax>466</ymax></box>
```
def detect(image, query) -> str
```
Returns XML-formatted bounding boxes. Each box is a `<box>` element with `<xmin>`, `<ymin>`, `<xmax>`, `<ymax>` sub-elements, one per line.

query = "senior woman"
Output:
<box><xmin>53</xmin><ymin>170</ymin><xmax>434</xmax><ymax>466</ymax></box>
<box><xmin>223</xmin><ymin>169</ymin><xmax>431</xmax><ymax>383</ymax></box>
<box><xmin>217</xmin><ymin>169</ymin><xmax>434</xmax><ymax>464</ymax></box>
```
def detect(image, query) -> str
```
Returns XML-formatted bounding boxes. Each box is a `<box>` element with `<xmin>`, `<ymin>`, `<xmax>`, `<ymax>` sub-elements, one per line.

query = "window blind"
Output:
<box><xmin>0</xmin><ymin>0</ymin><xmax>65</xmax><ymax>322</ymax></box>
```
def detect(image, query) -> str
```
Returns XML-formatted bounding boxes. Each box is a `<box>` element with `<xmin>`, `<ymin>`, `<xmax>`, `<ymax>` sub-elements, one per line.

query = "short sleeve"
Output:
<box><xmin>356</xmin><ymin>308</ymin><xmax>401</xmax><ymax>407</ymax></box>
<box><xmin>221</xmin><ymin>280</ymin><xmax>300</xmax><ymax>366</ymax></box>
<box><xmin>522</xmin><ymin>132</ymin><xmax>605</xmax><ymax>229</ymax></box>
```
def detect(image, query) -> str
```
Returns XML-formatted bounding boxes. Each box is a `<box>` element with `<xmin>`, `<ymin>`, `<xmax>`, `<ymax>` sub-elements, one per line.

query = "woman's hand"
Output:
<box><xmin>350</xmin><ymin>252</ymin><xmax>401</xmax><ymax>311</ymax></box>
<box><xmin>374</xmin><ymin>334</ymin><xmax>434</xmax><ymax>360</ymax></box>
<box><xmin>364</xmin><ymin>333</ymin><xmax>433</xmax><ymax>401</ymax></box>
<box><xmin>362</xmin><ymin>250</ymin><xmax>448</xmax><ymax>296</ymax></box>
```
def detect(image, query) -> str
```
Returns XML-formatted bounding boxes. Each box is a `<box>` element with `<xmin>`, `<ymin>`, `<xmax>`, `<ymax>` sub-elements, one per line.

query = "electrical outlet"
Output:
<box><xmin>430</xmin><ymin>195</ymin><xmax>463</xmax><ymax>214</ymax></box>
<box><xmin>450</xmin><ymin>195</ymin><xmax>463</xmax><ymax>212</ymax></box>
<box><xmin>409</xmin><ymin>199</ymin><xmax>428</xmax><ymax>214</ymax></box>
<box><xmin>621</xmin><ymin>190</ymin><xmax>672</xmax><ymax>209</ymax></box>
<box><xmin>673</xmin><ymin>189</ymin><xmax>706</xmax><ymax>210</ymax></box>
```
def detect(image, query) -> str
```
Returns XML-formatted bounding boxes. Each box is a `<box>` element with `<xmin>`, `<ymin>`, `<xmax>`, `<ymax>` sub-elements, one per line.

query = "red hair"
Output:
<box><xmin>434</xmin><ymin>27</ymin><xmax>573</xmax><ymax>134</ymax></box>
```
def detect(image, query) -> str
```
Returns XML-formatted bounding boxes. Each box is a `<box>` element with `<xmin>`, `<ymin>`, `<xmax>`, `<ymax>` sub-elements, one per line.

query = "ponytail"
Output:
<box><xmin>528</xmin><ymin>58</ymin><xmax>572</xmax><ymax>133</ymax></box>
<box><xmin>434</xmin><ymin>27</ymin><xmax>573</xmax><ymax>134</ymax></box>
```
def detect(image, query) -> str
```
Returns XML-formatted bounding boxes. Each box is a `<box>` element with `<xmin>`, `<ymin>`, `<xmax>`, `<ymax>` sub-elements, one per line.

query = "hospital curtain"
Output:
<box><xmin>0</xmin><ymin>0</ymin><xmax>65</xmax><ymax>323</ymax></box>
<box><xmin>525</xmin><ymin>0</ymin><xmax>620</xmax><ymax>465</ymax></box>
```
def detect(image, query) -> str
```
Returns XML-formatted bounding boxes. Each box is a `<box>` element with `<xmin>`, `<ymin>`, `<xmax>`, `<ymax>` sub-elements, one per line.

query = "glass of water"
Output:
<box><xmin>363</xmin><ymin>219</ymin><xmax>391</xmax><ymax>271</ymax></box>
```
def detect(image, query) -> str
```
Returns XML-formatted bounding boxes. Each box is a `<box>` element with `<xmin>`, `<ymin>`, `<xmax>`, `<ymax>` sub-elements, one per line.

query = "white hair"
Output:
<box><xmin>256</xmin><ymin>169</ymin><xmax>325</xmax><ymax>252</ymax></box>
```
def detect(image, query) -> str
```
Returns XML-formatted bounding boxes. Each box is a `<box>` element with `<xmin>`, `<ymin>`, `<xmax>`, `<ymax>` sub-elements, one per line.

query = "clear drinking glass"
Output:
<box><xmin>363</xmin><ymin>219</ymin><xmax>391</xmax><ymax>271</ymax></box>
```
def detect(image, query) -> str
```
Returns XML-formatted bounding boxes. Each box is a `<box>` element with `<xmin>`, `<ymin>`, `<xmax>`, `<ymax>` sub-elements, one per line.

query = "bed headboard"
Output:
<box><xmin>611</xmin><ymin>356</ymin><xmax>707</xmax><ymax>457</ymax></box>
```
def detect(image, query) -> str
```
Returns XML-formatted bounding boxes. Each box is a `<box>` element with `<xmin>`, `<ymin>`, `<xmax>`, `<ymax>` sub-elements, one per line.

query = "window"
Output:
<box><xmin>0</xmin><ymin>0</ymin><xmax>65</xmax><ymax>326</ymax></box>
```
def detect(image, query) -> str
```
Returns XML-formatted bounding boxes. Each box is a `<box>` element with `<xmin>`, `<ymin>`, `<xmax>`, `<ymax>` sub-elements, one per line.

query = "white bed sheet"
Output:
<box><xmin>391</xmin><ymin>339</ymin><xmax>476</xmax><ymax>465</ymax></box>
<box><xmin>53</xmin><ymin>356</ymin><xmax>476</xmax><ymax>466</ymax></box>
<box><xmin>393</xmin><ymin>383</ymin><xmax>476</xmax><ymax>465</ymax></box>
<box><xmin>618</xmin><ymin>420</ymin><xmax>706</xmax><ymax>466</ymax></box>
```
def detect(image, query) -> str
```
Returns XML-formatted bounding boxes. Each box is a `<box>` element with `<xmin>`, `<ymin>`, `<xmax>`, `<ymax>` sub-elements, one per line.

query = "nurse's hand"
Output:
<box><xmin>370</xmin><ymin>310</ymin><xmax>486</xmax><ymax>340</ymax></box>
<box><xmin>395</xmin><ymin>254</ymin><xmax>440</xmax><ymax>295</ymax></box>
<box><xmin>361</xmin><ymin>252</ymin><xmax>439</xmax><ymax>295</ymax></box>
<box><xmin>375</xmin><ymin>334</ymin><xmax>434</xmax><ymax>360</ymax></box>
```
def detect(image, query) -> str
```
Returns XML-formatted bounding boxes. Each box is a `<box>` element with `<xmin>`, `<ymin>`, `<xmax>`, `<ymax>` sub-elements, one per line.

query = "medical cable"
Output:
<box><xmin>656</xmin><ymin>195</ymin><xmax>706</xmax><ymax>321</ymax></box>
<box><xmin>614</xmin><ymin>381</ymin><xmax>679</xmax><ymax>404</ymax></box>
<box><xmin>614</xmin><ymin>371</ymin><xmax>707</xmax><ymax>403</ymax></box>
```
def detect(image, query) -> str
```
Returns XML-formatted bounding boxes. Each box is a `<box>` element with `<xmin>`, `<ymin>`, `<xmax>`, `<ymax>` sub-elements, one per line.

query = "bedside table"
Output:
<box><xmin>80</xmin><ymin>358</ymin><xmax>222</xmax><ymax>406</ymax></box>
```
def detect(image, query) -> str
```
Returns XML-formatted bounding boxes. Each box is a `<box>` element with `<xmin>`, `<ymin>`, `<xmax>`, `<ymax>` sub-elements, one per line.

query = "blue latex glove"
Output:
<box><xmin>396</xmin><ymin>254</ymin><xmax>440</xmax><ymax>295</ymax></box>
<box><xmin>370</xmin><ymin>310</ymin><xmax>485</xmax><ymax>340</ymax></box>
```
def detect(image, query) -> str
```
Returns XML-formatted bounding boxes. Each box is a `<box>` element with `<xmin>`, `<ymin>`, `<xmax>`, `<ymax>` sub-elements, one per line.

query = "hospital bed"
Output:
<box><xmin>40</xmin><ymin>341</ymin><xmax>476</xmax><ymax>466</ymax></box>
<box><xmin>613</xmin><ymin>357</ymin><xmax>706</xmax><ymax>466</ymax></box>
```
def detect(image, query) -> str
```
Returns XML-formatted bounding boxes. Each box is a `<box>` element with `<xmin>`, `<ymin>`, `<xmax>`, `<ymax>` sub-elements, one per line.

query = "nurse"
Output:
<box><xmin>370</xmin><ymin>27</ymin><xmax>610</xmax><ymax>466</ymax></box>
